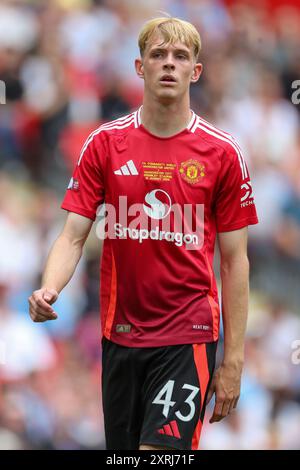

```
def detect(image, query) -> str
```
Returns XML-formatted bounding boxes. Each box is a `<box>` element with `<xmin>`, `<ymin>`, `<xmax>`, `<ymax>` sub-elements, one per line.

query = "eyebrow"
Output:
<box><xmin>149</xmin><ymin>47</ymin><xmax>191</xmax><ymax>55</ymax></box>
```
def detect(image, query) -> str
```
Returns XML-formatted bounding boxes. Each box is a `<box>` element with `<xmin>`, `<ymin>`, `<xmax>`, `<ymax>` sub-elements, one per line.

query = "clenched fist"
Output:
<box><xmin>28</xmin><ymin>287</ymin><xmax>58</xmax><ymax>322</ymax></box>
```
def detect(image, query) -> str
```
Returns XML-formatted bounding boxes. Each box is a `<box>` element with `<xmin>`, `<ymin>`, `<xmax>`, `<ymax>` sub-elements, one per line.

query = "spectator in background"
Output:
<box><xmin>0</xmin><ymin>0</ymin><xmax>300</xmax><ymax>450</ymax></box>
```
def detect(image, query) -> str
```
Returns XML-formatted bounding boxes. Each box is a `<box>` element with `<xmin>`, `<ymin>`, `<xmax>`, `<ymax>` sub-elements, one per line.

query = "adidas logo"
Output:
<box><xmin>114</xmin><ymin>160</ymin><xmax>138</xmax><ymax>176</ymax></box>
<box><xmin>157</xmin><ymin>420</ymin><xmax>181</xmax><ymax>439</ymax></box>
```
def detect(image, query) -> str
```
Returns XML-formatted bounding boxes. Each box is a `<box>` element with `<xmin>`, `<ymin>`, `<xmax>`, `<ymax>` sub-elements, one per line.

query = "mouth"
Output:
<box><xmin>159</xmin><ymin>75</ymin><xmax>177</xmax><ymax>84</ymax></box>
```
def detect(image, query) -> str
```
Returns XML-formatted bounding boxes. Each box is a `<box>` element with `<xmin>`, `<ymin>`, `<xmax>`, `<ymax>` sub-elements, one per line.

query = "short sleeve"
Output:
<box><xmin>61</xmin><ymin>135</ymin><xmax>105</xmax><ymax>221</ymax></box>
<box><xmin>215</xmin><ymin>146</ymin><xmax>258</xmax><ymax>232</ymax></box>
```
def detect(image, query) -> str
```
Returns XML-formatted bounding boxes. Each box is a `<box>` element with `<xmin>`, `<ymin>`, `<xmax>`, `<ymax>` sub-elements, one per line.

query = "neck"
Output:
<box><xmin>141</xmin><ymin>97</ymin><xmax>192</xmax><ymax>137</ymax></box>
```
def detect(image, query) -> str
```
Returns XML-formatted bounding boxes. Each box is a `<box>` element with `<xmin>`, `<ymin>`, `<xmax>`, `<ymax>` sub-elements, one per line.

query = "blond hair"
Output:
<box><xmin>138</xmin><ymin>17</ymin><xmax>201</xmax><ymax>60</ymax></box>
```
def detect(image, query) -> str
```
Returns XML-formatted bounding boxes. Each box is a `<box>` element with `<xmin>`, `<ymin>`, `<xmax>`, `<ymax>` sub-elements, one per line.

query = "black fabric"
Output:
<box><xmin>102</xmin><ymin>338</ymin><xmax>217</xmax><ymax>450</ymax></box>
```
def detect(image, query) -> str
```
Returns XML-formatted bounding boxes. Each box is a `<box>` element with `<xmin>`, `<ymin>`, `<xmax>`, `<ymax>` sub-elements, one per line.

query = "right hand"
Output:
<box><xmin>28</xmin><ymin>287</ymin><xmax>59</xmax><ymax>322</ymax></box>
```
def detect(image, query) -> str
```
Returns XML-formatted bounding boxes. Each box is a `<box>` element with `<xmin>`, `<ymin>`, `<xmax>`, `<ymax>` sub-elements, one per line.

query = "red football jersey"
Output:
<box><xmin>61</xmin><ymin>108</ymin><xmax>258</xmax><ymax>347</ymax></box>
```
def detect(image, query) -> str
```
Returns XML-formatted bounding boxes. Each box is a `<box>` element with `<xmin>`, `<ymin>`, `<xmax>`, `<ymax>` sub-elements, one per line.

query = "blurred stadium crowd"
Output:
<box><xmin>0</xmin><ymin>0</ymin><xmax>300</xmax><ymax>450</ymax></box>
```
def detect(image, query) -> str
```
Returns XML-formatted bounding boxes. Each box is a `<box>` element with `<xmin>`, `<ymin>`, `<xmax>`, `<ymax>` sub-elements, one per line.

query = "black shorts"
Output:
<box><xmin>101</xmin><ymin>337</ymin><xmax>217</xmax><ymax>450</ymax></box>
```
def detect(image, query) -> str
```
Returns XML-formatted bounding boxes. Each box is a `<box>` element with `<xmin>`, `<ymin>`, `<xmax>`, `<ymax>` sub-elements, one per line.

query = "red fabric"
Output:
<box><xmin>191</xmin><ymin>344</ymin><xmax>209</xmax><ymax>450</ymax></box>
<box><xmin>61</xmin><ymin>110</ymin><xmax>258</xmax><ymax>347</ymax></box>
<box><xmin>170</xmin><ymin>420</ymin><xmax>181</xmax><ymax>439</ymax></box>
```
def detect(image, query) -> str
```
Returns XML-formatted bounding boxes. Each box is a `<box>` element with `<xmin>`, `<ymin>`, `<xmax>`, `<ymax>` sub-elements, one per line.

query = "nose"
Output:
<box><xmin>163</xmin><ymin>53</ymin><xmax>175</xmax><ymax>71</ymax></box>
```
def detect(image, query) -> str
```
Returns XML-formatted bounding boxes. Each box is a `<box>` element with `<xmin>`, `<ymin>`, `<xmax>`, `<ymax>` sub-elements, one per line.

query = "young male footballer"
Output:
<box><xmin>29</xmin><ymin>17</ymin><xmax>258</xmax><ymax>450</ymax></box>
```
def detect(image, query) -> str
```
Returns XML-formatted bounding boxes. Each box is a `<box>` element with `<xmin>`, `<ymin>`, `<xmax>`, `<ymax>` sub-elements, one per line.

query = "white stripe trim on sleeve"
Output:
<box><xmin>197</xmin><ymin>123</ymin><xmax>246</xmax><ymax>179</ymax></box>
<box><xmin>99</xmin><ymin>113</ymin><xmax>134</xmax><ymax>130</ymax></box>
<box><xmin>78</xmin><ymin>118</ymin><xmax>134</xmax><ymax>165</ymax></box>
<box><xmin>197</xmin><ymin>117</ymin><xmax>248</xmax><ymax>179</ymax></box>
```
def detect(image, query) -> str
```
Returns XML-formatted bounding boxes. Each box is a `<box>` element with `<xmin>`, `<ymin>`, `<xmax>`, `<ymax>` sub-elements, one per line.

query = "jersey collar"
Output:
<box><xmin>134</xmin><ymin>106</ymin><xmax>198</xmax><ymax>133</ymax></box>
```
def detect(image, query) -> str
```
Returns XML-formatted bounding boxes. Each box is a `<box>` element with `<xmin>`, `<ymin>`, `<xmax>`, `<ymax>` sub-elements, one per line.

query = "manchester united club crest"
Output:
<box><xmin>179</xmin><ymin>159</ymin><xmax>205</xmax><ymax>184</ymax></box>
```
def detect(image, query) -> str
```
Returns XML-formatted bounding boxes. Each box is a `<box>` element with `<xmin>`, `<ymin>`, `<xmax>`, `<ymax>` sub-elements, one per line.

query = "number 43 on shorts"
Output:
<box><xmin>152</xmin><ymin>380</ymin><xmax>199</xmax><ymax>422</ymax></box>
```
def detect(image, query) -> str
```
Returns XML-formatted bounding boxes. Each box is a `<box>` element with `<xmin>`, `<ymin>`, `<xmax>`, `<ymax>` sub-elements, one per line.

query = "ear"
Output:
<box><xmin>190</xmin><ymin>63</ymin><xmax>203</xmax><ymax>84</ymax></box>
<box><xmin>135</xmin><ymin>58</ymin><xmax>144</xmax><ymax>79</ymax></box>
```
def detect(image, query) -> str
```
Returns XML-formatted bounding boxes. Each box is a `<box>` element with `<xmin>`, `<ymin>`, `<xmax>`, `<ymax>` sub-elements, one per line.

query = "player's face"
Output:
<box><xmin>135</xmin><ymin>34</ymin><xmax>202</xmax><ymax>103</ymax></box>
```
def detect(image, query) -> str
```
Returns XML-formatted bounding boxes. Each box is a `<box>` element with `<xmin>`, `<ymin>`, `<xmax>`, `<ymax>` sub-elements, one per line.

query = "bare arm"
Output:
<box><xmin>207</xmin><ymin>227</ymin><xmax>249</xmax><ymax>422</ymax></box>
<box><xmin>219</xmin><ymin>227</ymin><xmax>249</xmax><ymax>365</ymax></box>
<box><xmin>29</xmin><ymin>212</ymin><xmax>93</xmax><ymax>322</ymax></box>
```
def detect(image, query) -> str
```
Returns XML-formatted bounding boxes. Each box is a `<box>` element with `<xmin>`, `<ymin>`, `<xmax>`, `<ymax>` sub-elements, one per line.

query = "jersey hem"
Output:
<box><xmin>102</xmin><ymin>332</ymin><xmax>217</xmax><ymax>348</ymax></box>
<box><xmin>61</xmin><ymin>203</ymin><xmax>96</xmax><ymax>221</ymax></box>
<box><xmin>217</xmin><ymin>216</ymin><xmax>258</xmax><ymax>232</ymax></box>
